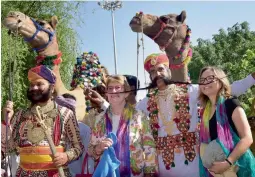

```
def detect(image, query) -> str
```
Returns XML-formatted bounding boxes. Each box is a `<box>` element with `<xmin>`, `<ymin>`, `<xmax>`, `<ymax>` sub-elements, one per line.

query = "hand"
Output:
<box><xmin>84</xmin><ymin>88</ymin><xmax>104</xmax><ymax>106</ymax></box>
<box><xmin>53</xmin><ymin>152</ymin><xmax>68</xmax><ymax>167</ymax></box>
<box><xmin>95</xmin><ymin>138</ymin><xmax>113</xmax><ymax>155</ymax></box>
<box><xmin>3</xmin><ymin>101</ymin><xmax>14</xmax><ymax>124</ymax></box>
<box><xmin>209</xmin><ymin>161</ymin><xmax>231</xmax><ymax>174</ymax></box>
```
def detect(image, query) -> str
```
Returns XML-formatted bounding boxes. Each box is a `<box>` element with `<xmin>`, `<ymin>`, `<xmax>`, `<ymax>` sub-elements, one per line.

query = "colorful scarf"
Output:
<box><xmin>105</xmin><ymin>104</ymin><xmax>133</xmax><ymax>177</ymax></box>
<box><xmin>199</xmin><ymin>96</ymin><xmax>255</xmax><ymax>177</ymax></box>
<box><xmin>55</xmin><ymin>95</ymin><xmax>76</xmax><ymax>113</ymax></box>
<box><xmin>53</xmin><ymin>103</ymin><xmax>64</xmax><ymax>146</ymax></box>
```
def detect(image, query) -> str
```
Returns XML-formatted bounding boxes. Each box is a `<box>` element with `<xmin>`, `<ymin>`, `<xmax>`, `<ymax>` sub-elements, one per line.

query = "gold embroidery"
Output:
<box><xmin>27</xmin><ymin>124</ymin><xmax>45</xmax><ymax>144</ymax></box>
<box><xmin>23</xmin><ymin>101</ymin><xmax>56</xmax><ymax>145</ymax></box>
<box><xmin>156</xmin><ymin>85</ymin><xmax>177</xmax><ymax>135</ymax></box>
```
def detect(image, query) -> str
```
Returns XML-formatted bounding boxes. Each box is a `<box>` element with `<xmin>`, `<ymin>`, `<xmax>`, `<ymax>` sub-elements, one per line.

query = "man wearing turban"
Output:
<box><xmin>72</xmin><ymin>52</ymin><xmax>255</xmax><ymax>176</ymax></box>
<box><xmin>2</xmin><ymin>65</ymin><xmax>83</xmax><ymax>177</ymax></box>
<box><xmin>135</xmin><ymin>53</ymin><xmax>255</xmax><ymax>177</ymax></box>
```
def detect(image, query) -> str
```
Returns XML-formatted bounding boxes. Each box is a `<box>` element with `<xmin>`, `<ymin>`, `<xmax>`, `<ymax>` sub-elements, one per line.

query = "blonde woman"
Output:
<box><xmin>88</xmin><ymin>75</ymin><xmax>158</xmax><ymax>177</ymax></box>
<box><xmin>198</xmin><ymin>66</ymin><xmax>255</xmax><ymax>177</ymax></box>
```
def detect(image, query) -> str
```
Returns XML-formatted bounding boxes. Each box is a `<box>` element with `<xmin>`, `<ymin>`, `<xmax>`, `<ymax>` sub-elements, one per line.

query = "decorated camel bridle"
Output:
<box><xmin>136</xmin><ymin>11</ymin><xmax>191</xmax><ymax>52</ymax></box>
<box><xmin>151</xmin><ymin>17</ymin><xmax>176</xmax><ymax>51</ymax></box>
<box><xmin>135</xmin><ymin>11</ymin><xmax>192</xmax><ymax>72</ymax></box>
<box><xmin>23</xmin><ymin>18</ymin><xmax>55</xmax><ymax>52</ymax></box>
<box><xmin>20</xmin><ymin>16</ymin><xmax>62</xmax><ymax>67</ymax></box>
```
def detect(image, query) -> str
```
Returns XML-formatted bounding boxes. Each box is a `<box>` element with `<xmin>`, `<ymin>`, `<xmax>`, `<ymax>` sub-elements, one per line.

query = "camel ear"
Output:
<box><xmin>176</xmin><ymin>10</ymin><xmax>186</xmax><ymax>23</ymax></box>
<box><xmin>50</xmin><ymin>16</ymin><xmax>58</xmax><ymax>30</ymax></box>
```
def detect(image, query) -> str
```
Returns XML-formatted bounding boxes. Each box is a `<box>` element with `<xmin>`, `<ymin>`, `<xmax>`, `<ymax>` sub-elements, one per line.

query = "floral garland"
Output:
<box><xmin>169</xmin><ymin>48</ymin><xmax>192</xmax><ymax>69</ymax></box>
<box><xmin>147</xmin><ymin>84</ymin><xmax>190</xmax><ymax>136</ymax></box>
<box><xmin>147</xmin><ymin>89</ymin><xmax>160</xmax><ymax>138</ymax></box>
<box><xmin>174</xmin><ymin>26</ymin><xmax>191</xmax><ymax>60</ymax></box>
<box><xmin>147</xmin><ymin>84</ymin><xmax>195</xmax><ymax>168</ymax></box>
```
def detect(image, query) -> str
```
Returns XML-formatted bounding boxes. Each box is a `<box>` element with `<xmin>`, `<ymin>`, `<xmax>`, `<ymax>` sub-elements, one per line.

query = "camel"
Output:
<box><xmin>3</xmin><ymin>11</ymin><xmax>86</xmax><ymax>120</ymax></box>
<box><xmin>130</xmin><ymin>10</ymin><xmax>191</xmax><ymax>82</ymax></box>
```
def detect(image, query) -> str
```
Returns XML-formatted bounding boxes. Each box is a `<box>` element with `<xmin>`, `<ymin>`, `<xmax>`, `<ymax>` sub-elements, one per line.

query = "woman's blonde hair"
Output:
<box><xmin>198</xmin><ymin>66</ymin><xmax>231</xmax><ymax>106</ymax></box>
<box><xmin>106</xmin><ymin>75</ymin><xmax>131</xmax><ymax>92</ymax></box>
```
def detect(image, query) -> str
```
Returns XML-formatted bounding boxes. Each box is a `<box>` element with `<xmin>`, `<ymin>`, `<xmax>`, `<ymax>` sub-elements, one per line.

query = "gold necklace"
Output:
<box><xmin>156</xmin><ymin>85</ymin><xmax>177</xmax><ymax>135</ymax></box>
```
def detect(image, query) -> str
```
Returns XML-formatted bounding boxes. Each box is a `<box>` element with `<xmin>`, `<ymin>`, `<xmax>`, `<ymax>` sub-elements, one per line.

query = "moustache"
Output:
<box><xmin>153</xmin><ymin>76</ymin><xmax>165</xmax><ymax>82</ymax></box>
<box><xmin>149</xmin><ymin>76</ymin><xmax>171</xmax><ymax>88</ymax></box>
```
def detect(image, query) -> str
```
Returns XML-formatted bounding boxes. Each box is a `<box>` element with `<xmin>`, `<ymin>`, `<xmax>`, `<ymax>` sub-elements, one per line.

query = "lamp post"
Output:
<box><xmin>98</xmin><ymin>0</ymin><xmax>122</xmax><ymax>74</ymax></box>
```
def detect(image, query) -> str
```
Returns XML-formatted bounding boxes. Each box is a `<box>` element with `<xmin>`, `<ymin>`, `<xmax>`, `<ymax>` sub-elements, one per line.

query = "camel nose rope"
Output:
<box><xmin>136</xmin><ymin>12</ymin><xmax>147</xmax><ymax>86</ymax></box>
<box><xmin>141</xmin><ymin>13</ymin><xmax>147</xmax><ymax>86</ymax></box>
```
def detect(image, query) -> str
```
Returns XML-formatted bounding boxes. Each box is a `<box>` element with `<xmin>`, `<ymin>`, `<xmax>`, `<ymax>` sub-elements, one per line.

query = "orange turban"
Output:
<box><xmin>144</xmin><ymin>53</ymin><xmax>169</xmax><ymax>72</ymax></box>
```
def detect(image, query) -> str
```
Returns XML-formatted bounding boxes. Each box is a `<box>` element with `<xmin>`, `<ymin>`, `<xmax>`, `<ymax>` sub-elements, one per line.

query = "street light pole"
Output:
<box><xmin>111</xmin><ymin>9</ymin><xmax>118</xmax><ymax>74</ymax></box>
<box><xmin>98</xmin><ymin>0</ymin><xmax>122</xmax><ymax>75</ymax></box>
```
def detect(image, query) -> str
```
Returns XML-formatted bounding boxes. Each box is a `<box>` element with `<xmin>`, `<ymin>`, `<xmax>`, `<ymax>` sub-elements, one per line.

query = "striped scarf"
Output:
<box><xmin>105</xmin><ymin>104</ymin><xmax>133</xmax><ymax>177</ymax></box>
<box><xmin>199</xmin><ymin>96</ymin><xmax>255</xmax><ymax>177</ymax></box>
<box><xmin>55</xmin><ymin>96</ymin><xmax>76</xmax><ymax>113</ymax></box>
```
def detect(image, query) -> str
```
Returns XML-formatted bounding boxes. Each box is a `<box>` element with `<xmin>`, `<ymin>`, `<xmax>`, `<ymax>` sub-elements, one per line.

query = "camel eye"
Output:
<box><xmin>37</xmin><ymin>21</ymin><xmax>45</xmax><ymax>26</ymax></box>
<box><xmin>160</xmin><ymin>16</ymin><xmax>169</xmax><ymax>24</ymax></box>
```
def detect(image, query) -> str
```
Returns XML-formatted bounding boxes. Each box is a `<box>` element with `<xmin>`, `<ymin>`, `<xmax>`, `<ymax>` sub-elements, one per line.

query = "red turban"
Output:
<box><xmin>144</xmin><ymin>53</ymin><xmax>169</xmax><ymax>72</ymax></box>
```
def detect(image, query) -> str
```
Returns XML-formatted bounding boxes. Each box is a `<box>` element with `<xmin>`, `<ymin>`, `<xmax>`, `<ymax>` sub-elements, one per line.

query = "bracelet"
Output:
<box><xmin>225</xmin><ymin>158</ymin><xmax>232</xmax><ymax>166</ymax></box>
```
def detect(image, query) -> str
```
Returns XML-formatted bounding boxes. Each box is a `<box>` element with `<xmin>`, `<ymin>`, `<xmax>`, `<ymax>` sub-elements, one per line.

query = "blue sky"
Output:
<box><xmin>73</xmin><ymin>1</ymin><xmax>255</xmax><ymax>100</ymax></box>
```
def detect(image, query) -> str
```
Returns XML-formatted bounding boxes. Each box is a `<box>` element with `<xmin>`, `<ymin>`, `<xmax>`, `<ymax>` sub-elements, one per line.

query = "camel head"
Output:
<box><xmin>4</xmin><ymin>11</ymin><xmax>59</xmax><ymax>55</ymax></box>
<box><xmin>130</xmin><ymin>10</ymin><xmax>192</xmax><ymax>82</ymax></box>
<box><xmin>130</xmin><ymin>11</ymin><xmax>188</xmax><ymax>51</ymax></box>
<box><xmin>4</xmin><ymin>11</ymin><xmax>87</xmax><ymax>121</ymax></box>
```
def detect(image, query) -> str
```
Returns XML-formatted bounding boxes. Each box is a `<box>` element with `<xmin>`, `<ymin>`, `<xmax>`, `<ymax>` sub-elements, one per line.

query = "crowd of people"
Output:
<box><xmin>1</xmin><ymin>53</ymin><xmax>255</xmax><ymax>177</ymax></box>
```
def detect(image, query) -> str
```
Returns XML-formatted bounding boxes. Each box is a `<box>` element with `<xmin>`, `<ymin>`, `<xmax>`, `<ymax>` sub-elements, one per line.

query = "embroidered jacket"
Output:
<box><xmin>88</xmin><ymin>107</ymin><xmax>158</xmax><ymax>177</ymax></box>
<box><xmin>1</xmin><ymin>103</ymin><xmax>83</xmax><ymax>177</ymax></box>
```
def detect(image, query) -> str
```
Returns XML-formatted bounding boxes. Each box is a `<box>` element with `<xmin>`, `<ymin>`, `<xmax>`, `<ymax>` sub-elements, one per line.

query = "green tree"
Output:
<box><xmin>189</xmin><ymin>22</ymin><xmax>255</xmax><ymax>114</ymax></box>
<box><xmin>1</xmin><ymin>1</ymin><xmax>85</xmax><ymax>113</ymax></box>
